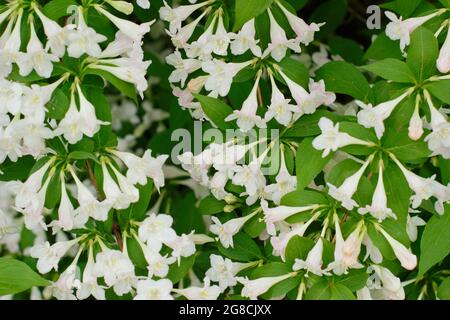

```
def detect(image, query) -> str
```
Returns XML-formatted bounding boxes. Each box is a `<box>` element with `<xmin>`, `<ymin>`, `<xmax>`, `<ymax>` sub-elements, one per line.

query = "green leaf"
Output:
<box><xmin>305</xmin><ymin>279</ymin><xmax>332</xmax><ymax>299</ymax></box>
<box><xmin>281</xmin><ymin>189</ymin><xmax>329</xmax><ymax>207</ymax></box>
<box><xmin>425</xmin><ymin>80</ymin><xmax>450</xmax><ymax>105</ymax></box>
<box><xmin>395</xmin><ymin>0</ymin><xmax>423</xmax><ymax>17</ymax></box>
<box><xmin>85</xmin><ymin>69</ymin><xmax>138</xmax><ymax>103</ymax></box>
<box><xmin>194</xmin><ymin>94</ymin><xmax>235</xmax><ymax>131</ymax></box>
<box><xmin>167</xmin><ymin>255</ymin><xmax>196</xmax><ymax>284</ymax></box>
<box><xmin>233</xmin><ymin>0</ymin><xmax>273</xmax><ymax>31</ymax></box>
<box><xmin>334</xmin><ymin>269</ymin><xmax>369</xmax><ymax>291</ymax></box>
<box><xmin>309</xmin><ymin>0</ymin><xmax>347</xmax><ymax>39</ymax></box>
<box><xmin>198</xmin><ymin>195</ymin><xmax>225</xmax><ymax>215</ymax></box>
<box><xmin>0</xmin><ymin>156</ymin><xmax>35</xmax><ymax>181</ymax></box>
<box><xmin>365</xmin><ymin>33</ymin><xmax>403</xmax><ymax>61</ymax></box>
<box><xmin>67</xmin><ymin>151</ymin><xmax>99</xmax><ymax>163</ymax></box>
<box><xmin>406</xmin><ymin>27</ymin><xmax>439</xmax><ymax>83</ymax></box>
<box><xmin>218</xmin><ymin>232</ymin><xmax>263</xmax><ymax>262</ymax></box>
<box><xmin>329</xmin><ymin>36</ymin><xmax>365</xmax><ymax>65</ymax></box>
<box><xmin>250</xmin><ymin>262</ymin><xmax>301</xmax><ymax>299</ymax></box>
<box><xmin>296</xmin><ymin>137</ymin><xmax>333</xmax><ymax>190</ymax></box>
<box><xmin>172</xmin><ymin>192</ymin><xmax>205</xmax><ymax>234</ymax></box>
<box><xmin>283</xmin><ymin>110</ymin><xmax>345</xmax><ymax>138</ymax></box>
<box><xmin>418</xmin><ymin>209</ymin><xmax>450</xmax><ymax>276</ymax></box>
<box><xmin>330</xmin><ymin>283</ymin><xmax>356</xmax><ymax>300</ymax></box>
<box><xmin>126</xmin><ymin>237</ymin><xmax>147</xmax><ymax>269</ymax></box>
<box><xmin>438</xmin><ymin>277</ymin><xmax>450</xmax><ymax>300</ymax></box>
<box><xmin>316</xmin><ymin>61</ymin><xmax>370</xmax><ymax>102</ymax></box>
<box><xmin>284</xmin><ymin>236</ymin><xmax>315</xmax><ymax>264</ymax></box>
<box><xmin>276</xmin><ymin>57</ymin><xmax>309</xmax><ymax>88</ymax></box>
<box><xmin>46</xmin><ymin>88</ymin><xmax>70</xmax><ymax>120</ymax></box>
<box><xmin>0</xmin><ymin>258</ymin><xmax>49</xmax><ymax>296</ymax></box>
<box><xmin>383</xmin><ymin>163</ymin><xmax>412</xmax><ymax>226</ymax></box>
<box><xmin>42</xmin><ymin>0</ymin><xmax>77</xmax><ymax>20</ymax></box>
<box><xmin>362</xmin><ymin>58</ymin><xmax>416</xmax><ymax>83</ymax></box>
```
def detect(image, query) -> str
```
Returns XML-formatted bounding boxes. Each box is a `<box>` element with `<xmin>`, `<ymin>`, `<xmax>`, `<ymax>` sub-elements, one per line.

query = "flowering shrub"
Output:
<box><xmin>0</xmin><ymin>0</ymin><xmax>449</xmax><ymax>301</ymax></box>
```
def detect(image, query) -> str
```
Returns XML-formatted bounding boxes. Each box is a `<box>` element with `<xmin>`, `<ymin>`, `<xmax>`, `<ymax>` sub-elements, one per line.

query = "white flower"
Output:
<box><xmin>167</xmin><ymin>10</ymin><xmax>208</xmax><ymax>49</ymax></box>
<box><xmin>173</xmin><ymin>278</ymin><xmax>221</xmax><ymax>300</ymax></box>
<box><xmin>264</xmin><ymin>74</ymin><xmax>297</xmax><ymax>126</ymax></box>
<box><xmin>358</xmin><ymin>162</ymin><xmax>396</xmax><ymax>221</ymax></box>
<box><xmin>104</xmin><ymin>0</ymin><xmax>134</xmax><ymax>15</ymax></box>
<box><xmin>293</xmin><ymin>238</ymin><xmax>329</xmax><ymax>276</ymax></box>
<box><xmin>230</xmin><ymin>19</ymin><xmax>261</xmax><ymax>57</ymax></box>
<box><xmin>391</xmin><ymin>155</ymin><xmax>450</xmax><ymax>214</ymax></box>
<box><xmin>0</xmin><ymin>120</ymin><xmax>22</xmax><ymax>164</ymax></box>
<box><xmin>67</xmin><ymin>7</ymin><xmax>107</xmax><ymax>58</ymax></box>
<box><xmin>362</xmin><ymin>234</ymin><xmax>383</xmax><ymax>264</ymax></box>
<box><xmin>94</xmin><ymin>247</ymin><xmax>135</xmax><ymax>290</ymax></box>
<box><xmin>95</xmin><ymin>5</ymin><xmax>153</xmax><ymax>43</ymax></box>
<box><xmin>408</xmin><ymin>95</ymin><xmax>424</xmax><ymax>141</ymax></box>
<box><xmin>134</xmin><ymin>279</ymin><xmax>173</xmax><ymax>300</ymax></box>
<box><xmin>178</xmin><ymin>150</ymin><xmax>212</xmax><ymax>185</ymax></box>
<box><xmin>0</xmin><ymin>79</ymin><xmax>23</xmax><ymax>115</ymax></box>
<box><xmin>208</xmin><ymin>14</ymin><xmax>232</xmax><ymax>56</ymax></box>
<box><xmin>48</xmin><ymin>175</ymin><xmax>76</xmax><ymax>232</ymax></box>
<box><xmin>159</xmin><ymin>0</ymin><xmax>212</xmax><ymax>33</ymax></box>
<box><xmin>313</xmin><ymin>117</ymin><xmax>374</xmax><ymax>157</ymax></box>
<box><xmin>111</xmin><ymin>149</ymin><xmax>168</xmax><ymax>190</ymax></box>
<box><xmin>327</xmin><ymin>155</ymin><xmax>373</xmax><ymax>210</ymax></box>
<box><xmin>210</xmin><ymin>211</ymin><xmax>258</xmax><ymax>248</ymax></box>
<box><xmin>264</xmin><ymin>9</ymin><xmax>301</xmax><ymax>62</ymax></box>
<box><xmin>327</xmin><ymin>218</ymin><xmax>364</xmax><ymax>275</ymax></box>
<box><xmin>261</xmin><ymin>200</ymin><xmax>318</xmax><ymax>236</ymax></box>
<box><xmin>406</xmin><ymin>214</ymin><xmax>426</xmax><ymax>242</ymax></box>
<box><xmin>237</xmin><ymin>273</ymin><xmax>295</xmax><ymax>300</ymax></box>
<box><xmin>356</xmin><ymin>89</ymin><xmax>412</xmax><ymax>139</ymax></box>
<box><xmin>385</xmin><ymin>10</ymin><xmax>445</xmax><ymax>52</ymax></box>
<box><xmin>91</xmin><ymin>58</ymin><xmax>151</xmax><ymax>98</ymax></box>
<box><xmin>143</xmin><ymin>247</ymin><xmax>175</xmax><ymax>278</ymax></box>
<box><xmin>209</xmin><ymin>171</ymin><xmax>231</xmax><ymax>200</ymax></box>
<box><xmin>0</xmin><ymin>9</ymin><xmax>22</xmax><ymax>77</ymax></box>
<box><xmin>138</xmin><ymin>213</ymin><xmax>177</xmax><ymax>250</ymax></box>
<box><xmin>166</xmin><ymin>51</ymin><xmax>202</xmax><ymax>87</ymax></box>
<box><xmin>185</xmin><ymin>14</ymin><xmax>217</xmax><ymax>59</ymax></box>
<box><xmin>30</xmin><ymin>239</ymin><xmax>79</xmax><ymax>274</ymax></box>
<box><xmin>77</xmin><ymin>245</ymin><xmax>105</xmax><ymax>300</ymax></box>
<box><xmin>54</xmin><ymin>92</ymin><xmax>84</xmax><ymax>144</ymax></box>
<box><xmin>70</xmin><ymin>168</ymin><xmax>111</xmax><ymax>222</ymax></box>
<box><xmin>424</xmin><ymin>90</ymin><xmax>450</xmax><ymax>159</ymax></box>
<box><xmin>136</xmin><ymin>0</ymin><xmax>150</xmax><ymax>9</ymax></box>
<box><xmin>101</xmin><ymin>161</ymin><xmax>138</xmax><ymax>210</ymax></box>
<box><xmin>277</xmin><ymin>1</ymin><xmax>324</xmax><ymax>45</ymax></box>
<box><xmin>271</xmin><ymin>216</ymin><xmax>319</xmax><ymax>260</ymax></box>
<box><xmin>50</xmin><ymin>265</ymin><xmax>79</xmax><ymax>300</ymax></box>
<box><xmin>33</xmin><ymin>6</ymin><xmax>73</xmax><ymax>57</ymax></box>
<box><xmin>202</xmin><ymin>59</ymin><xmax>254</xmax><ymax>97</ymax></box>
<box><xmin>232</xmin><ymin>159</ymin><xmax>266</xmax><ymax>198</ymax></box>
<box><xmin>437</xmin><ymin>25</ymin><xmax>450</xmax><ymax>74</ymax></box>
<box><xmin>16</xmin><ymin>174</ymin><xmax>51</xmax><ymax>230</ymax></box>
<box><xmin>18</xmin><ymin>23</ymin><xmax>58</xmax><ymax>78</ymax></box>
<box><xmin>205</xmin><ymin>255</ymin><xmax>255</xmax><ymax>291</ymax></box>
<box><xmin>377</xmin><ymin>225</ymin><xmax>417</xmax><ymax>270</ymax></box>
<box><xmin>225</xmin><ymin>74</ymin><xmax>267</xmax><ymax>132</ymax></box>
<box><xmin>367</xmin><ymin>265</ymin><xmax>405</xmax><ymax>300</ymax></box>
<box><xmin>264</xmin><ymin>149</ymin><xmax>297</xmax><ymax>205</ymax></box>
<box><xmin>165</xmin><ymin>233</ymin><xmax>196</xmax><ymax>264</ymax></box>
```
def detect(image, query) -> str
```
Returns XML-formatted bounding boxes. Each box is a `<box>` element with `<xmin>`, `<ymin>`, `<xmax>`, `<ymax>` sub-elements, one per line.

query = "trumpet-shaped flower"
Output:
<box><xmin>356</xmin><ymin>89</ymin><xmax>412</xmax><ymax>139</ymax></box>
<box><xmin>313</xmin><ymin>117</ymin><xmax>374</xmax><ymax>157</ymax></box>
<box><xmin>327</xmin><ymin>156</ymin><xmax>373</xmax><ymax>210</ymax></box>
<box><xmin>358</xmin><ymin>163</ymin><xmax>396</xmax><ymax>221</ymax></box>
<box><xmin>237</xmin><ymin>273</ymin><xmax>295</xmax><ymax>300</ymax></box>
<box><xmin>210</xmin><ymin>211</ymin><xmax>258</xmax><ymax>248</ymax></box>
<box><xmin>225</xmin><ymin>74</ymin><xmax>266</xmax><ymax>132</ymax></box>
<box><xmin>230</xmin><ymin>19</ymin><xmax>261</xmax><ymax>57</ymax></box>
